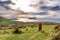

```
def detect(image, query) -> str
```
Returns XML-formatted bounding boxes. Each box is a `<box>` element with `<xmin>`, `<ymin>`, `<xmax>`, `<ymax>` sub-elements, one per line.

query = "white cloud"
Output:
<box><xmin>0</xmin><ymin>0</ymin><xmax>60</xmax><ymax>22</ymax></box>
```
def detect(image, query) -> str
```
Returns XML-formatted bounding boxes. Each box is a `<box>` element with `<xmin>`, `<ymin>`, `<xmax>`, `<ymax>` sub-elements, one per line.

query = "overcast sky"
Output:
<box><xmin>0</xmin><ymin>0</ymin><xmax>60</xmax><ymax>22</ymax></box>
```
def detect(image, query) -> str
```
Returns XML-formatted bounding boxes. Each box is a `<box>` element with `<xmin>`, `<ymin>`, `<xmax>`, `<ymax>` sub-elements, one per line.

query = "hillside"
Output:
<box><xmin>0</xmin><ymin>17</ymin><xmax>60</xmax><ymax>25</ymax></box>
<box><xmin>0</xmin><ymin>17</ymin><xmax>22</xmax><ymax>27</ymax></box>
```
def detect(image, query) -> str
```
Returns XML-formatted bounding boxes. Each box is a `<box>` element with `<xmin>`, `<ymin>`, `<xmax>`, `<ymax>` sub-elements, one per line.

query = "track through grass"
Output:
<box><xmin>0</xmin><ymin>25</ymin><xmax>56</xmax><ymax>40</ymax></box>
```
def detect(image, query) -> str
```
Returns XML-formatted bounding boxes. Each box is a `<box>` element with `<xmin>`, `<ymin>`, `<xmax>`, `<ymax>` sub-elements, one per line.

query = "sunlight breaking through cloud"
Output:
<box><xmin>10</xmin><ymin>0</ymin><xmax>40</xmax><ymax>12</ymax></box>
<box><xmin>0</xmin><ymin>0</ymin><xmax>60</xmax><ymax>22</ymax></box>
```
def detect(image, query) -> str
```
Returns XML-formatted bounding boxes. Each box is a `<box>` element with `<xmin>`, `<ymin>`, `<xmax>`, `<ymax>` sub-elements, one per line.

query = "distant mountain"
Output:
<box><xmin>0</xmin><ymin>17</ymin><xmax>7</xmax><ymax>20</ymax></box>
<box><xmin>0</xmin><ymin>17</ymin><xmax>20</xmax><ymax>25</ymax></box>
<box><xmin>0</xmin><ymin>17</ymin><xmax>11</xmax><ymax>24</ymax></box>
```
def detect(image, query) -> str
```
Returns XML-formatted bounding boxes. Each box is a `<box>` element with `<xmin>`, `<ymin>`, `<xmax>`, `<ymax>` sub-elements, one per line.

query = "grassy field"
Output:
<box><xmin>0</xmin><ymin>25</ymin><xmax>56</xmax><ymax>40</ymax></box>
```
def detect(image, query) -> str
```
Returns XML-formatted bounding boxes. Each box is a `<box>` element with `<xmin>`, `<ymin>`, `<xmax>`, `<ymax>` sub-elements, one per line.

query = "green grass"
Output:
<box><xmin>0</xmin><ymin>25</ymin><xmax>56</xmax><ymax>40</ymax></box>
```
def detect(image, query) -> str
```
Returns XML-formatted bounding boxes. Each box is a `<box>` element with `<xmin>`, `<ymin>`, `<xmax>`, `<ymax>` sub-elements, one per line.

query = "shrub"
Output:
<box><xmin>13</xmin><ymin>28</ymin><xmax>23</xmax><ymax>34</ymax></box>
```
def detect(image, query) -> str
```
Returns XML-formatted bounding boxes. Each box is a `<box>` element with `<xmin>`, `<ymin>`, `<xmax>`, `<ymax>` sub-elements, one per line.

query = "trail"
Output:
<box><xmin>28</xmin><ymin>32</ymin><xmax>40</xmax><ymax>40</ymax></box>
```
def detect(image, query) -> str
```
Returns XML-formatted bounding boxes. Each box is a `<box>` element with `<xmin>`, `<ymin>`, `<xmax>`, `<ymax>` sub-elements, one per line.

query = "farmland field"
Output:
<box><xmin>0</xmin><ymin>25</ymin><xmax>56</xmax><ymax>40</ymax></box>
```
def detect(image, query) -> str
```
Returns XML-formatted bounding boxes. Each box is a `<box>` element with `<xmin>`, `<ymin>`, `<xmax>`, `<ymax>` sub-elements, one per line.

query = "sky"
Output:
<box><xmin>0</xmin><ymin>0</ymin><xmax>60</xmax><ymax>22</ymax></box>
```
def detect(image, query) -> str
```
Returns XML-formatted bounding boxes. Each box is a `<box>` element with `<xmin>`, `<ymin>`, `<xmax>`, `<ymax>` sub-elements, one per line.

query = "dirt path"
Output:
<box><xmin>28</xmin><ymin>32</ymin><xmax>40</xmax><ymax>40</ymax></box>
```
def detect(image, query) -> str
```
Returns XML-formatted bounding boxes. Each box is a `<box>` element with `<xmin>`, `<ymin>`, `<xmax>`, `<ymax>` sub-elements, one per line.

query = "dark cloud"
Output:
<box><xmin>50</xmin><ymin>6</ymin><xmax>60</xmax><ymax>11</ymax></box>
<box><xmin>0</xmin><ymin>0</ymin><xmax>12</xmax><ymax>10</ymax></box>
<box><xmin>32</xmin><ymin>12</ymin><xmax>48</xmax><ymax>15</ymax></box>
<box><xmin>41</xmin><ymin>6</ymin><xmax>60</xmax><ymax>11</ymax></box>
<box><xmin>0</xmin><ymin>1</ymin><xmax>11</xmax><ymax>4</ymax></box>
<box><xmin>0</xmin><ymin>0</ymin><xmax>60</xmax><ymax>22</ymax></box>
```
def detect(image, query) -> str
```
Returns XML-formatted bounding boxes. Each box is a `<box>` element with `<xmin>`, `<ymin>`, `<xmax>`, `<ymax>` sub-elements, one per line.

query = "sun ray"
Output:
<box><xmin>10</xmin><ymin>0</ymin><xmax>40</xmax><ymax>12</ymax></box>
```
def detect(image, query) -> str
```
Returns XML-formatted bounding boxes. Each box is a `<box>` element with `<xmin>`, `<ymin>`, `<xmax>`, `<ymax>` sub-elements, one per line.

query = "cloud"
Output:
<box><xmin>0</xmin><ymin>0</ymin><xmax>60</xmax><ymax>22</ymax></box>
<box><xmin>0</xmin><ymin>0</ymin><xmax>13</xmax><ymax>10</ymax></box>
<box><xmin>0</xmin><ymin>11</ymin><xmax>18</xmax><ymax>19</ymax></box>
<box><xmin>0</xmin><ymin>0</ymin><xmax>8</xmax><ymax>1</ymax></box>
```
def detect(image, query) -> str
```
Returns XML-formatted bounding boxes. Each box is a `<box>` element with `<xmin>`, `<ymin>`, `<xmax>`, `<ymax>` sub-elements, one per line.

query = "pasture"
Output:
<box><xmin>0</xmin><ymin>24</ymin><xmax>56</xmax><ymax>40</ymax></box>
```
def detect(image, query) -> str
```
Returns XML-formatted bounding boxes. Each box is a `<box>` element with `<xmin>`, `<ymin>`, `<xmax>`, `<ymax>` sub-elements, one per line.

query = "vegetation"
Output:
<box><xmin>0</xmin><ymin>17</ymin><xmax>60</xmax><ymax>40</ymax></box>
<box><xmin>0</xmin><ymin>25</ymin><xmax>56</xmax><ymax>40</ymax></box>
